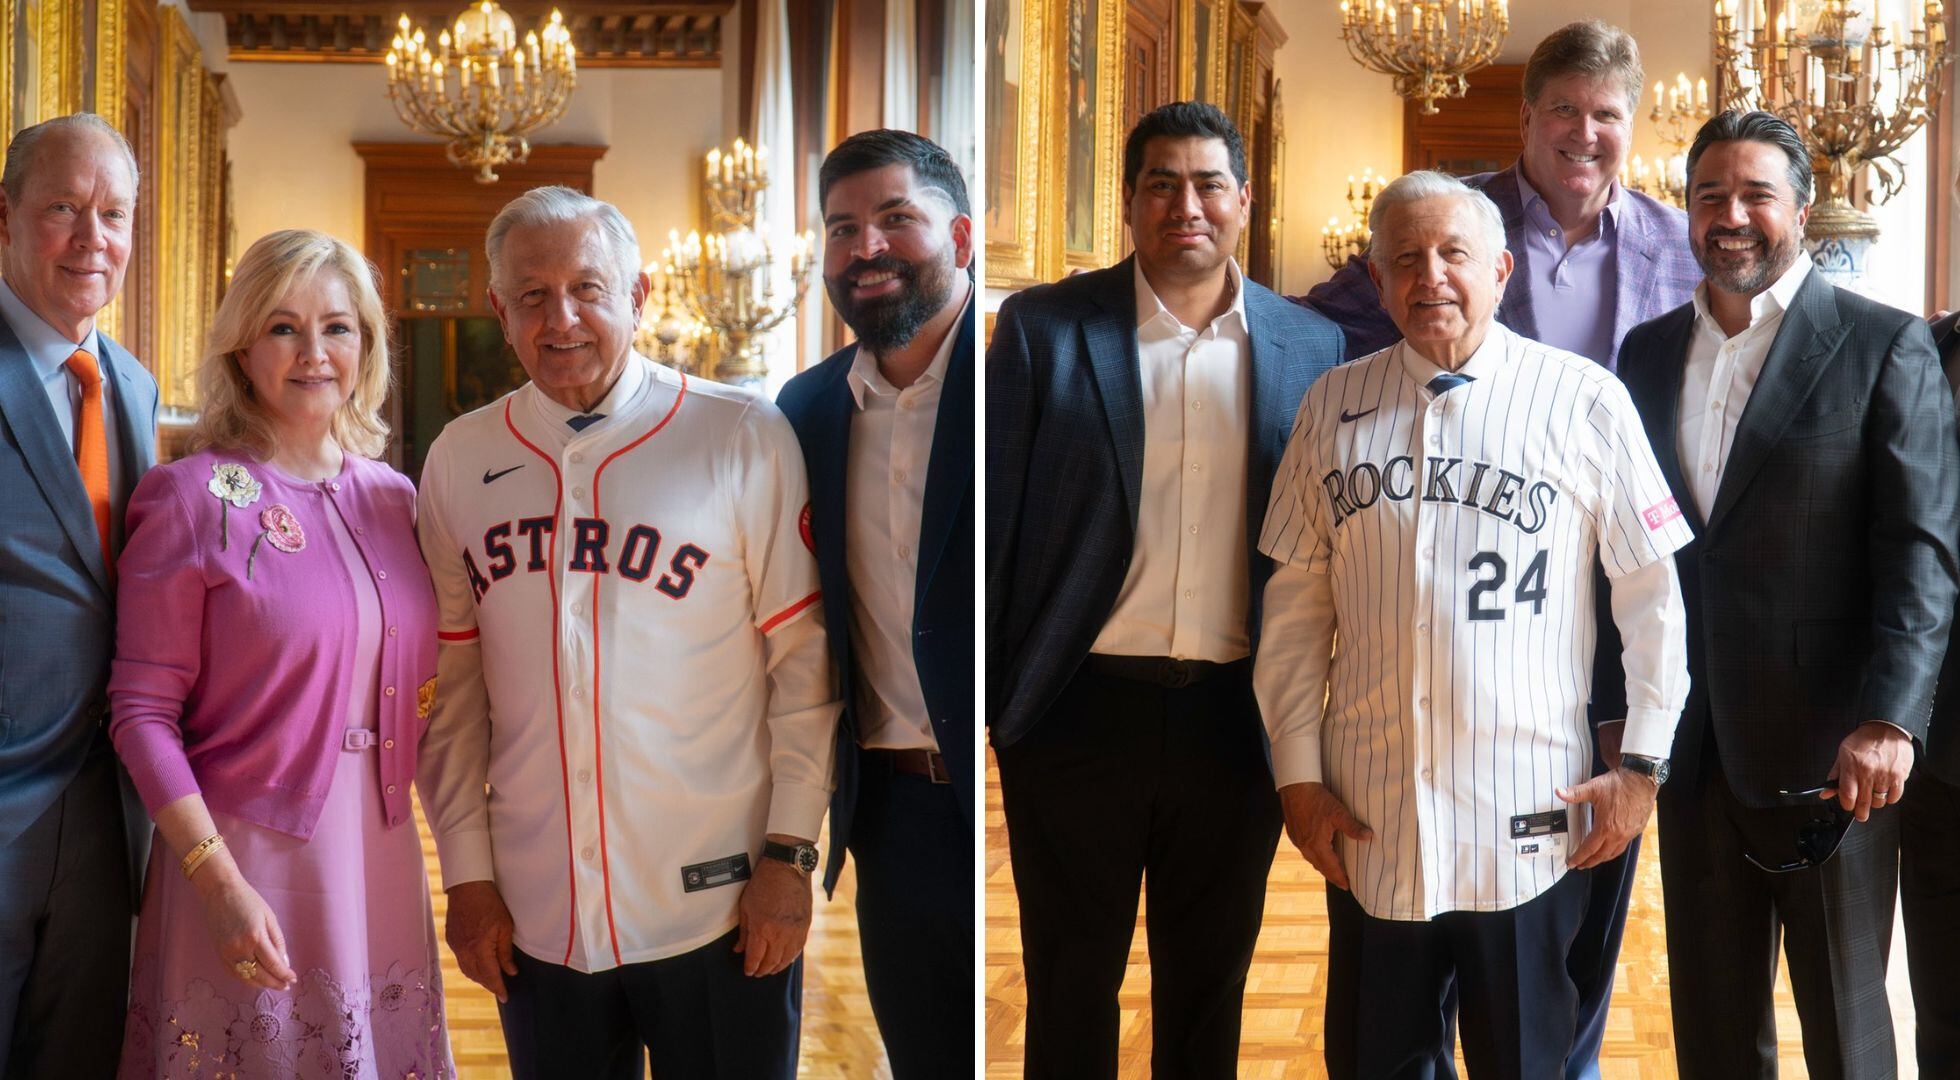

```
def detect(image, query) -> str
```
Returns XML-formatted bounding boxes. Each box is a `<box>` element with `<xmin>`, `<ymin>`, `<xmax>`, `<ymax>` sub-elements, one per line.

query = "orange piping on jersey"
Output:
<box><xmin>585</xmin><ymin>369</ymin><xmax>688</xmax><ymax>967</ymax></box>
<box><xmin>760</xmin><ymin>589</ymin><xmax>823</xmax><ymax>634</ymax></box>
<box><xmin>503</xmin><ymin>399</ymin><xmax>580</xmax><ymax>968</ymax></box>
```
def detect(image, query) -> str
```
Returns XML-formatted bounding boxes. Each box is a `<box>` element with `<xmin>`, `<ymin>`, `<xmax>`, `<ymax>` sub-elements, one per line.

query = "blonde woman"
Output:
<box><xmin>109</xmin><ymin>229</ymin><xmax>451</xmax><ymax>1077</ymax></box>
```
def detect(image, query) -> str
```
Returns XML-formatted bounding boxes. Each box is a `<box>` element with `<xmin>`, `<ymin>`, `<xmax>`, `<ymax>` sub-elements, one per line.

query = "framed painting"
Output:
<box><xmin>1180</xmin><ymin>0</ymin><xmax>1227</xmax><ymax>104</ymax></box>
<box><xmin>984</xmin><ymin>0</ymin><xmax>1050</xmax><ymax>287</ymax></box>
<box><xmin>1055</xmin><ymin>0</ymin><xmax>1122</xmax><ymax>272</ymax></box>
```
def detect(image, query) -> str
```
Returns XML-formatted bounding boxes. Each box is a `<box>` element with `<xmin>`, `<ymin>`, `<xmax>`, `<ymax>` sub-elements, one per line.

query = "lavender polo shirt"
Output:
<box><xmin>1515</xmin><ymin>172</ymin><xmax>1624</xmax><ymax>367</ymax></box>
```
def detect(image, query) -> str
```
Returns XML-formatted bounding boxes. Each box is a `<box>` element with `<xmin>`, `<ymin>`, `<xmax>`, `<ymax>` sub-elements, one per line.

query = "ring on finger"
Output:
<box><xmin>233</xmin><ymin>957</ymin><xmax>260</xmax><ymax>981</ymax></box>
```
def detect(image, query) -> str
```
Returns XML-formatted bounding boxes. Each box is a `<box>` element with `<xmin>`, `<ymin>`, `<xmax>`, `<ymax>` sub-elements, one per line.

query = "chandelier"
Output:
<box><xmin>1322</xmin><ymin>168</ymin><xmax>1386</xmax><ymax>268</ymax></box>
<box><xmin>1625</xmin><ymin>73</ymin><xmax>1711</xmax><ymax>207</ymax></box>
<box><xmin>1339</xmin><ymin>0</ymin><xmax>1510</xmax><ymax>115</ymax></box>
<box><xmin>1713</xmin><ymin>0</ymin><xmax>1951</xmax><ymax>275</ymax></box>
<box><xmin>385</xmin><ymin>2</ymin><xmax>577</xmax><ymax>183</ymax></box>
<box><xmin>667</xmin><ymin>140</ymin><xmax>817</xmax><ymax>385</ymax></box>
<box><xmin>634</xmin><ymin>259</ymin><xmax>717</xmax><ymax>375</ymax></box>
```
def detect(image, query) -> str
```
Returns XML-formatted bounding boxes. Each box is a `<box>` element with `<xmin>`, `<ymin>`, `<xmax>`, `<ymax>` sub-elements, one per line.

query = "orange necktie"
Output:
<box><xmin>65</xmin><ymin>349</ymin><xmax>113</xmax><ymax>581</ymax></box>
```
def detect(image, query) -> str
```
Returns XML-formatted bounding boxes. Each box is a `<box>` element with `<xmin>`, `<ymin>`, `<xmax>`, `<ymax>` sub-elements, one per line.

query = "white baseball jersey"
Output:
<box><xmin>416</xmin><ymin>352</ymin><xmax>839</xmax><ymax>972</ymax></box>
<box><xmin>1256</xmin><ymin>322</ymin><xmax>1692</xmax><ymax>920</ymax></box>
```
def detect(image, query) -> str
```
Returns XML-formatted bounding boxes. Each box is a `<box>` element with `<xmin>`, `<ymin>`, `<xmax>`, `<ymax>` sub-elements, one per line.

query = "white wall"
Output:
<box><xmin>220</xmin><ymin>61</ymin><xmax>727</xmax><ymax>272</ymax></box>
<box><xmin>1272</xmin><ymin>0</ymin><xmax>1715</xmax><ymax>294</ymax></box>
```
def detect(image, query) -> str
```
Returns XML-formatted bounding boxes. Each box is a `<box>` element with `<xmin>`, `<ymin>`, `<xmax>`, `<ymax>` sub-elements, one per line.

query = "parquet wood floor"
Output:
<box><xmin>984</xmin><ymin>750</ymin><xmax>1921</xmax><ymax>1079</ymax></box>
<box><xmin>415</xmin><ymin>807</ymin><xmax>892</xmax><ymax>1079</ymax></box>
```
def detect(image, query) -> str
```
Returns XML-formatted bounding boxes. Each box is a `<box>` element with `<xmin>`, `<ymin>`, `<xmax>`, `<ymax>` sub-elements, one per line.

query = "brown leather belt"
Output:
<box><xmin>1081</xmin><ymin>653</ymin><xmax>1244</xmax><ymax>689</ymax></box>
<box><xmin>870</xmin><ymin>747</ymin><xmax>952</xmax><ymax>784</ymax></box>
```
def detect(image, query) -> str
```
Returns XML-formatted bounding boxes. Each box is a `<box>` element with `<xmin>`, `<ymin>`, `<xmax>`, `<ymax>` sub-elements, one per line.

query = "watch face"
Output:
<box><xmin>796</xmin><ymin>846</ymin><xmax>819</xmax><ymax>873</ymax></box>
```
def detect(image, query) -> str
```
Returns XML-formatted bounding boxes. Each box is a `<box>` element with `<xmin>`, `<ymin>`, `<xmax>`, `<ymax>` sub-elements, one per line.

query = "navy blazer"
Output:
<box><xmin>778</xmin><ymin>301</ymin><xmax>975</xmax><ymax>896</ymax></box>
<box><xmin>987</xmin><ymin>258</ymin><xmax>1343</xmax><ymax>747</ymax></box>
<box><xmin>1921</xmin><ymin>309</ymin><xmax>1960</xmax><ymax>788</ymax></box>
<box><xmin>0</xmin><ymin>308</ymin><xmax>158</xmax><ymax>847</ymax></box>
<box><xmin>1298</xmin><ymin>164</ymin><xmax>1699</xmax><ymax>371</ymax></box>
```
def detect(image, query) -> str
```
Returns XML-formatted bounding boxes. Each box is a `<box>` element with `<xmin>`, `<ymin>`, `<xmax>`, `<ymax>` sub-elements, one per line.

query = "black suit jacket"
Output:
<box><xmin>986</xmin><ymin>258</ymin><xmax>1343</xmax><ymax>747</ymax></box>
<box><xmin>777</xmin><ymin>302</ymin><xmax>975</xmax><ymax>895</ymax></box>
<box><xmin>1598</xmin><ymin>271</ymin><xmax>1960</xmax><ymax>804</ymax></box>
<box><xmin>1920</xmin><ymin>310</ymin><xmax>1960</xmax><ymax>787</ymax></box>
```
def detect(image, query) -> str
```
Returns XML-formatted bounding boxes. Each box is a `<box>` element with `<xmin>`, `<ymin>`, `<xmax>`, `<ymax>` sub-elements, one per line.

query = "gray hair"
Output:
<box><xmin>2</xmin><ymin>113</ymin><xmax>140</xmax><ymax>201</ymax></box>
<box><xmin>1523</xmin><ymin>21</ymin><xmax>1645</xmax><ymax>115</ymax></box>
<box><xmin>1367</xmin><ymin>170</ymin><xmax>1509</xmax><ymax>269</ymax></box>
<box><xmin>485</xmin><ymin>185</ymin><xmax>641</xmax><ymax>300</ymax></box>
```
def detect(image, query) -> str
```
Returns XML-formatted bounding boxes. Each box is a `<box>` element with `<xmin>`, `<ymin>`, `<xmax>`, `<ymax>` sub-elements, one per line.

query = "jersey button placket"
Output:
<box><xmin>1410</xmin><ymin>410</ymin><xmax>1442</xmax><ymax>917</ymax></box>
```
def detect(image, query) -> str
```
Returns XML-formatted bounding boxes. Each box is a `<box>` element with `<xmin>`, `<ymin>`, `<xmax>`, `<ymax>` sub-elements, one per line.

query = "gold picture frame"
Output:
<box><xmin>1180</xmin><ymin>0</ymin><xmax>1228</xmax><ymax>105</ymax></box>
<box><xmin>985</xmin><ymin>0</ymin><xmax>1050</xmax><ymax>288</ymax></box>
<box><xmin>1054</xmin><ymin>0</ymin><xmax>1122</xmax><ymax>272</ymax></box>
<box><xmin>93</xmin><ymin>0</ymin><xmax>124</xmax><ymax>130</ymax></box>
<box><xmin>156</xmin><ymin>4</ymin><xmax>213</xmax><ymax>411</ymax></box>
<box><xmin>34</xmin><ymin>0</ymin><xmax>82</xmax><ymax>121</ymax></box>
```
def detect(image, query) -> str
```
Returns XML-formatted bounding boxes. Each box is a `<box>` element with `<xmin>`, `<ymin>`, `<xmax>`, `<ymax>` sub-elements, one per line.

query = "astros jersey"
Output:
<box><xmin>416</xmin><ymin>352</ymin><xmax>839</xmax><ymax>972</ymax></box>
<box><xmin>1259</xmin><ymin>323</ymin><xmax>1692</xmax><ymax>920</ymax></box>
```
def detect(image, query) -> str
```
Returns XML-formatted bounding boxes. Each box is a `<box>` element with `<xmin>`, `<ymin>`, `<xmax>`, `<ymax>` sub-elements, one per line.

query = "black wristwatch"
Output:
<box><xmin>1620</xmin><ymin>753</ymin><xmax>1670</xmax><ymax>787</ymax></box>
<box><xmin>762</xmin><ymin>840</ymin><xmax>819</xmax><ymax>874</ymax></box>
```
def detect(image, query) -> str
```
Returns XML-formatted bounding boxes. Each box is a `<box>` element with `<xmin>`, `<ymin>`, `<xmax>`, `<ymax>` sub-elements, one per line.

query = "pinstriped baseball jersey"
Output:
<box><xmin>416</xmin><ymin>352</ymin><xmax>838</xmax><ymax>972</ymax></box>
<box><xmin>1259</xmin><ymin>323</ymin><xmax>1693</xmax><ymax>920</ymax></box>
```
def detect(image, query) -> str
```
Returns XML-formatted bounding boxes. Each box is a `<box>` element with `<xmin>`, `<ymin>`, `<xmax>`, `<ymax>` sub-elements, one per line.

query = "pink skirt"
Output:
<box><xmin>118</xmin><ymin>740</ymin><xmax>454</xmax><ymax>1079</ymax></box>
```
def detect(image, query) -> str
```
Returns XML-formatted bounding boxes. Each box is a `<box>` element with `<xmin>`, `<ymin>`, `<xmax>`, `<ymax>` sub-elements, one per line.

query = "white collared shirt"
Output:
<box><xmin>1677</xmin><ymin>255</ymin><xmax>1815</xmax><ymax>517</ymax></box>
<box><xmin>0</xmin><ymin>277</ymin><xmax>124</xmax><ymax>517</ymax></box>
<box><xmin>417</xmin><ymin>352</ymin><xmax>840</xmax><ymax>972</ymax></box>
<box><xmin>842</xmin><ymin>295</ymin><xmax>967</xmax><ymax>751</ymax></box>
<box><xmin>1091</xmin><ymin>259</ymin><xmax>1253</xmax><ymax>661</ymax></box>
<box><xmin>1257</xmin><ymin>324</ymin><xmax>1692</xmax><ymax>920</ymax></box>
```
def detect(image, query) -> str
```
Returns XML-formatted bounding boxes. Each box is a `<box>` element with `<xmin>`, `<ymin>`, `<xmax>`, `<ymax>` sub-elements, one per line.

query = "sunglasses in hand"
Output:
<box><xmin>1740</xmin><ymin>785</ymin><xmax>1855</xmax><ymax>874</ymax></box>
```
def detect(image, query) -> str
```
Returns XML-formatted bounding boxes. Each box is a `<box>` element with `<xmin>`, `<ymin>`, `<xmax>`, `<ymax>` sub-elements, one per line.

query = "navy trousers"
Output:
<box><xmin>1324</xmin><ymin>867</ymin><xmax>1592</xmax><ymax>1080</ymax></box>
<box><xmin>0</xmin><ymin>745</ymin><xmax>132</xmax><ymax>1080</ymax></box>
<box><xmin>848</xmin><ymin>752</ymin><xmax>972</xmax><ymax>1078</ymax></box>
<box><xmin>497</xmin><ymin>928</ymin><xmax>801</xmax><ymax>1080</ymax></box>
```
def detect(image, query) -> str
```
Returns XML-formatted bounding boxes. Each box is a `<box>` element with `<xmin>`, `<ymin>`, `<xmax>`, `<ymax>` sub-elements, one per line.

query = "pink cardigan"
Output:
<box><xmin>109</xmin><ymin>447</ymin><xmax>439</xmax><ymax>839</ymax></box>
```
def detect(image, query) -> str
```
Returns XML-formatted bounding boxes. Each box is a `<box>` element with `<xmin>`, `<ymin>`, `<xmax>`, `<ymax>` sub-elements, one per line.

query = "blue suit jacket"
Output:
<box><xmin>1298</xmin><ymin>164</ymin><xmax>1699</xmax><ymax>371</ymax></box>
<box><xmin>987</xmin><ymin>258</ymin><xmax>1343</xmax><ymax>747</ymax></box>
<box><xmin>0</xmin><ymin>308</ymin><xmax>157</xmax><ymax>847</ymax></box>
<box><xmin>778</xmin><ymin>302</ymin><xmax>975</xmax><ymax>895</ymax></box>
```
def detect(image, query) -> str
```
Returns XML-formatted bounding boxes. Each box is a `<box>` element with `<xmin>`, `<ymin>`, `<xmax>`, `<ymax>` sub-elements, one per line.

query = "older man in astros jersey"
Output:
<box><xmin>1256</xmin><ymin>170</ymin><xmax>1691</xmax><ymax>1077</ymax></box>
<box><xmin>416</xmin><ymin>186</ymin><xmax>839</xmax><ymax>1079</ymax></box>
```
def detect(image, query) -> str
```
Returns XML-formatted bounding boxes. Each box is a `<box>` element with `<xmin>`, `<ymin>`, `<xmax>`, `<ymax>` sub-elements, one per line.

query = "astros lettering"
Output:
<box><xmin>461</xmin><ymin>516</ymin><xmax>711</xmax><ymax>602</ymax></box>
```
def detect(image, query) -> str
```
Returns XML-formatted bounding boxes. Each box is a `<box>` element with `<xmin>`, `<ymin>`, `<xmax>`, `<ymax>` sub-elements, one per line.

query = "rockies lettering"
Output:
<box><xmin>1319</xmin><ymin>455</ymin><xmax>1559</xmax><ymax>532</ymax></box>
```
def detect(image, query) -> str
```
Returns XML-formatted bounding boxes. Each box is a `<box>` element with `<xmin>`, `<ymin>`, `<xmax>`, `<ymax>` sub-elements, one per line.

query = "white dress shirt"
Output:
<box><xmin>417</xmin><ymin>353</ymin><xmax>840</xmax><ymax>972</ymax></box>
<box><xmin>1091</xmin><ymin>259</ymin><xmax>1252</xmax><ymax>662</ymax></box>
<box><xmin>0</xmin><ymin>277</ymin><xmax>124</xmax><ymax>518</ymax></box>
<box><xmin>1677</xmin><ymin>255</ymin><xmax>1815</xmax><ymax>518</ymax></box>
<box><xmin>843</xmin><ymin>294</ymin><xmax>968</xmax><ymax>751</ymax></box>
<box><xmin>1256</xmin><ymin>325</ymin><xmax>1692</xmax><ymax>919</ymax></box>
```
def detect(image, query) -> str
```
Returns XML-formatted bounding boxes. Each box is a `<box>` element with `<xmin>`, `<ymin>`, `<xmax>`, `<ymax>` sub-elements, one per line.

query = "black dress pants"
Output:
<box><xmin>848</xmin><ymin>753</ymin><xmax>972</xmax><ymax>1078</ymax></box>
<box><xmin>994</xmin><ymin>659</ymin><xmax>1281</xmax><ymax>1080</ymax></box>
<box><xmin>1901</xmin><ymin>769</ymin><xmax>1960</xmax><ymax>1076</ymax></box>
<box><xmin>1658</xmin><ymin>752</ymin><xmax>1899</xmax><ymax>1080</ymax></box>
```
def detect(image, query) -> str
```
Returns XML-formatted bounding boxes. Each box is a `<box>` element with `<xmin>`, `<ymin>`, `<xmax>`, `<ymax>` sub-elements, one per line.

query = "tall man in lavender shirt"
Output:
<box><xmin>1295</xmin><ymin>22</ymin><xmax>1700</xmax><ymax>1080</ymax></box>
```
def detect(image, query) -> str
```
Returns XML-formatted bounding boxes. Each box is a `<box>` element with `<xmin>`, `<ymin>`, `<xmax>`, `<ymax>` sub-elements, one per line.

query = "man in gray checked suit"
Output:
<box><xmin>987</xmin><ymin>101</ymin><xmax>1341</xmax><ymax>1078</ymax></box>
<box><xmin>0</xmin><ymin>113</ymin><xmax>156</xmax><ymax>1077</ymax></box>
<box><xmin>1600</xmin><ymin>110</ymin><xmax>1959</xmax><ymax>1080</ymax></box>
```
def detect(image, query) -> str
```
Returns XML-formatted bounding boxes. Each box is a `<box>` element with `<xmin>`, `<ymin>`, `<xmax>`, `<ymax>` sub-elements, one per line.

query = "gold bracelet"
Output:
<box><xmin>180</xmin><ymin>834</ymin><xmax>226</xmax><ymax>881</ymax></box>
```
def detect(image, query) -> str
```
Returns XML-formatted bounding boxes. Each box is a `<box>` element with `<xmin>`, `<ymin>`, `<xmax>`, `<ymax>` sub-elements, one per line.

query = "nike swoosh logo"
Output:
<box><xmin>482</xmin><ymin>465</ymin><xmax>525</xmax><ymax>484</ymax></box>
<box><xmin>1340</xmin><ymin>407</ymin><xmax>1378</xmax><ymax>423</ymax></box>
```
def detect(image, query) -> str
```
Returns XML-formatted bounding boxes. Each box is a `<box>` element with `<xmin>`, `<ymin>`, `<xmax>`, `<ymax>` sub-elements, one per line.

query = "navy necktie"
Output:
<box><xmin>566</xmin><ymin>412</ymin><xmax>606</xmax><ymax>432</ymax></box>
<box><xmin>1427</xmin><ymin>372</ymin><xmax>1474</xmax><ymax>395</ymax></box>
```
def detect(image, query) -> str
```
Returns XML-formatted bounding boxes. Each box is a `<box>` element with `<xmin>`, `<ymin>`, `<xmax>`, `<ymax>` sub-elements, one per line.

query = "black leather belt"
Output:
<box><xmin>869</xmin><ymin>747</ymin><xmax>952</xmax><ymax>784</ymax></box>
<box><xmin>1081</xmin><ymin>654</ymin><xmax>1245</xmax><ymax>689</ymax></box>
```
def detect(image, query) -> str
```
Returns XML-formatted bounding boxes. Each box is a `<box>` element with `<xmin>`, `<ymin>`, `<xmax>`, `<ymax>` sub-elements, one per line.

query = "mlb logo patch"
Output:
<box><xmin>1642</xmin><ymin>497</ymin><xmax>1682</xmax><ymax>531</ymax></box>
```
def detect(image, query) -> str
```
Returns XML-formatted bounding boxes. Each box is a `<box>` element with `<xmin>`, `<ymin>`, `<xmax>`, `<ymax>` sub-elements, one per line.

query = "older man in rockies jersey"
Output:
<box><xmin>1257</xmin><ymin>171</ymin><xmax>1692</xmax><ymax>1078</ymax></box>
<box><xmin>416</xmin><ymin>186</ymin><xmax>839</xmax><ymax>1079</ymax></box>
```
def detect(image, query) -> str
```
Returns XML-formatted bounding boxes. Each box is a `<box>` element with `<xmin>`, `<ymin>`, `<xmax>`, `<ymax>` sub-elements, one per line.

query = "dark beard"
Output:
<box><xmin>1693</xmin><ymin>225</ymin><xmax>1801</xmax><ymax>296</ymax></box>
<box><xmin>825</xmin><ymin>253</ymin><xmax>955</xmax><ymax>355</ymax></box>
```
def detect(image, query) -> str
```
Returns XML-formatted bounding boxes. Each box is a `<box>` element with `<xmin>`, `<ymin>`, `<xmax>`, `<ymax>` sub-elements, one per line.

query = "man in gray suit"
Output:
<box><xmin>1602</xmin><ymin>110</ymin><xmax>1959</xmax><ymax>1079</ymax></box>
<box><xmin>0</xmin><ymin>113</ymin><xmax>156</xmax><ymax>1077</ymax></box>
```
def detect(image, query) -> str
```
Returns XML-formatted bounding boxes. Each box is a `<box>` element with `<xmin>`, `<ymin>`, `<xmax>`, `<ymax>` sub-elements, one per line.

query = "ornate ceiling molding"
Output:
<box><xmin>183</xmin><ymin>1</ymin><xmax>732</xmax><ymax>67</ymax></box>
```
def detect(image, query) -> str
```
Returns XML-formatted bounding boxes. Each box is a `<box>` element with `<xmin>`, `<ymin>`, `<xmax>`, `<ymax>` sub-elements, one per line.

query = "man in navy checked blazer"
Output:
<box><xmin>987</xmin><ymin>101</ymin><xmax>1341</xmax><ymax>1078</ymax></box>
<box><xmin>1295</xmin><ymin>23</ymin><xmax>1701</xmax><ymax>1079</ymax></box>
